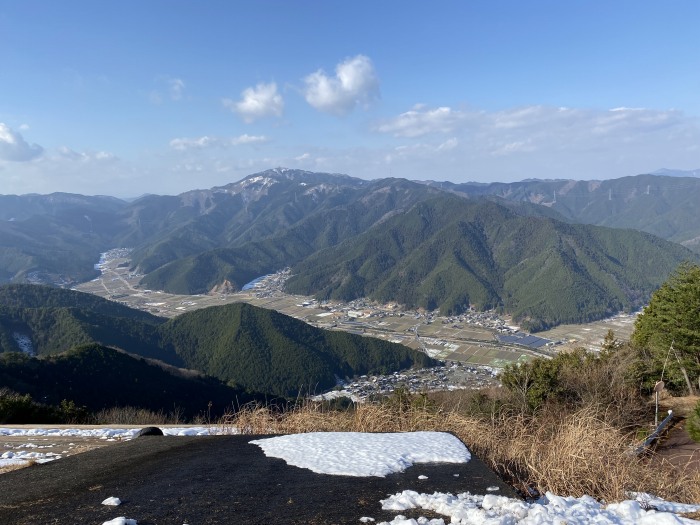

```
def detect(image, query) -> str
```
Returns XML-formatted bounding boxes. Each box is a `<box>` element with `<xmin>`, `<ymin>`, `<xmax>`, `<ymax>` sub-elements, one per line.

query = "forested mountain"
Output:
<box><xmin>139</xmin><ymin>177</ymin><xmax>446</xmax><ymax>293</ymax></box>
<box><xmin>0</xmin><ymin>344</ymin><xmax>265</xmax><ymax>419</ymax></box>
<box><xmin>161</xmin><ymin>302</ymin><xmax>434</xmax><ymax>397</ymax></box>
<box><xmin>0</xmin><ymin>286</ymin><xmax>434</xmax><ymax>398</ymax></box>
<box><xmin>2</xmin><ymin>169</ymin><xmax>699</xmax><ymax>330</ymax></box>
<box><xmin>286</xmin><ymin>196</ymin><xmax>696</xmax><ymax>331</ymax></box>
<box><xmin>0</xmin><ymin>192</ymin><xmax>125</xmax><ymax>222</ymax></box>
<box><xmin>437</xmin><ymin>174</ymin><xmax>700</xmax><ymax>252</ymax></box>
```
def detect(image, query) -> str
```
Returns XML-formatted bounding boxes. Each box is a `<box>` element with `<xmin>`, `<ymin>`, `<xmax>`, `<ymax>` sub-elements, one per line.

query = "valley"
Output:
<box><xmin>3</xmin><ymin>170</ymin><xmax>697</xmax><ymax>333</ymax></box>
<box><xmin>74</xmin><ymin>248</ymin><xmax>636</xmax><ymax>376</ymax></box>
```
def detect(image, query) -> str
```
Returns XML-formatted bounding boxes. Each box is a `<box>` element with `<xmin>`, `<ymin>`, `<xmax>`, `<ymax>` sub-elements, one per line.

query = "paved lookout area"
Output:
<box><xmin>0</xmin><ymin>434</ymin><xmax>518</xmax><ymax>524</ymax></box>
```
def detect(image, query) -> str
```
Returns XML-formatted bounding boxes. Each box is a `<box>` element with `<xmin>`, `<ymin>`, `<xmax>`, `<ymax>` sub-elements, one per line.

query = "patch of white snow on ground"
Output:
<box><xmin>102</xmin><ymin>497</ymin><xmax>122</xmax><ymax>506</ymax></box>
<box><xmin>250</xmin><ymin>431</ymin><xmax>470</xmax><ymax>477</ymax></box>
<box><xmin>0</xmin><ymin>450</ymin><xmax>61</xmax><ymax>467</ymax></box>
<box><xmin>0</xmin><ymin>427</ymin><xmax>213</xmax><ymax>439</ymax></box>
<box><xmin>379</xmin><ymin>490</ymin><xmax>700</xmax><ymax>525</ymax></box>
<box><xmin>311</xmin><ymin>390</ymin><xmax>361</xmax><ymax>403</ymax></box>
<box><xmin>102</xmin><ymin>518</ymin><xmax>137</xmax><ymax>525</ymax></box>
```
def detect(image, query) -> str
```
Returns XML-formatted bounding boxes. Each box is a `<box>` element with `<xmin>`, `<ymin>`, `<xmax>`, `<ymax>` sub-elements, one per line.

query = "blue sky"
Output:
<box><xmin>1</xmin><ymin>1</ymin><xmax>700</xmax><ymax>196</ymax></box>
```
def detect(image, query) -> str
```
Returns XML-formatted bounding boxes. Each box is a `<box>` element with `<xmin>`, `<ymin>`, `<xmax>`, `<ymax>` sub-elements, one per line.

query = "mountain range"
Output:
<box><xmin>1</xmin><ymin>168</ymin><xmax>699</xmax><ymax>330</ymax></box>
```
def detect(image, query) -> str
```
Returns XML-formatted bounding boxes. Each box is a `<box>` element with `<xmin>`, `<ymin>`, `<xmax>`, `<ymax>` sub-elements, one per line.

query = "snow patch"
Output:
<box><xmin>102</xmin><ymin>518</ymin><xmax>137</xmax><ymax>525</ymax></box>
<box><xmin>0</xmin><ymin>450</ymin><xmax>61</xmax><ymax>467</ymax></box>
<box><xmin>250</xmin><ymin>431</ymin><xmax>470</xmax><ymax>477</ymax></box>
<box><xmin>0</xmin><ymin>427</ymin><xmax>213</xmax><ymax>439</ymax></box>
<box><xmin>12</xmin><ymin>332</ymin><xmax>34</xmax><ymax>356</ymax></box>
<box><xmin>378</xmin><ymin>490</ymin><xmax>700</xmax><ymax>525</ymax></box>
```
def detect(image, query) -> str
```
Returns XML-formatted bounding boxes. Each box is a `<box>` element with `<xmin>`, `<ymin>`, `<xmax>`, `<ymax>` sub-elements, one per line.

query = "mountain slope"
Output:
<box><xmin>0</xmin><ymin>286</ymin><xmax>435</xmax><ymax>398</ymax></box>
<box><xmin>0</xmin><ymin>194</ymin><xmax>128</xmax><ymax>284</ymax></box>
<box><xmin>123</xmin><ymin>169</ymin><xmax>372</xmax><ymax>273</ymax></box>
<box><xmin>161</xmin><ymin>302</ymin><xmax>435</xmax><ymax>397</ymax></box>
<box><xmin>285</xmin><ymin>196</ymin><xmax>697</xmax><ymax>330</ymax></box>
<box><xmin>0</xmin><ymin>344</ymin><xmax>264</xmax><ymax>418</ymax></box>
<box><xmin>441</xmin><ymin>174</ymin><xmax>700</xmax><ymax>252</ymax></box>
<box><xmin>3</xmin><ymin>170</ymin><xmax>700</xmax><ymax>333</ymax></box>
<box><xmin>139</xmin><ymin>176</ymin><xmax>445</xmax><ymax>294</ymax></box>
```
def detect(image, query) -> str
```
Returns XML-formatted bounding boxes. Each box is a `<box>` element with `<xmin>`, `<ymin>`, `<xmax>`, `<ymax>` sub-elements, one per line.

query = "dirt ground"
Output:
<box><xmin>654</xmin><ymin>396</ymin><xmax>700</xmax><ymax>470</ymax></box>
<box><xmin>0</xmin><ymin>425</ymin><xmax>200</xmax><ymax>475</ymax></box>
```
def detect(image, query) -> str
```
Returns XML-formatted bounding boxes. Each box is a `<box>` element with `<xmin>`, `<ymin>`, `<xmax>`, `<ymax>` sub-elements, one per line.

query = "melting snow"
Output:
<box><xmin>101</xmin><ymin>518</ymin><xmax>137</xmax><ymax>525</ymax></box>
<box><xmin>0</xmin><ymin>450</ymin><xmax>61</xmax><ymax>467</ymax></box>
<box><xmin>378</xmin><ymin>490</ymin><xmax>700</xmax><ymax>525</ymax></box>
<box><xmin>0</xmin><ymin>427</ymin><xmax>212</xmax><ymax>439</ymax></box>
<box><xmin>250</xmin><ymin>431</ymin><xmax>471</xmax><ymax>477</ymax></box>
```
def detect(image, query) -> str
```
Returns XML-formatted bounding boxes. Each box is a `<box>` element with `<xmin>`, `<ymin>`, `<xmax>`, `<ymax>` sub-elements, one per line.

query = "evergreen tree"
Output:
<box><xmin>687</xmin><ymin>399</ymin><xmax>700</xmax><ymax>442</ymax></box>
<box><xmin>631</xmin><ymin>262</ymin><xmax>700</xmax><ymax>394</ymax></box>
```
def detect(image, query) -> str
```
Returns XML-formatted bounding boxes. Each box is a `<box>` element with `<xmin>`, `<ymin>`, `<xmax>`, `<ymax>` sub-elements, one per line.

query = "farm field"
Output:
<box><xmin>74</xmin><ymin>251</ymin><xmax>636</xmax><ymax>369</ymax></box>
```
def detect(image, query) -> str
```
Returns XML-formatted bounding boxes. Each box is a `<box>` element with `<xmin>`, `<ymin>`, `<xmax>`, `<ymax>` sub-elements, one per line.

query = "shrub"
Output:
<box><xmin>0</xmin><ymin>389</ymin><xmax>40</xmax><ymax>423</ymax></box>
<box><xmin>497</xmin><ymin>346</ymin><xmax>647</xmax><ymax>428</ymax></box>
<box><xmin>688</xmin><ymin>399</ymin><xmax>700</xmax><ymax>442</ymax></box>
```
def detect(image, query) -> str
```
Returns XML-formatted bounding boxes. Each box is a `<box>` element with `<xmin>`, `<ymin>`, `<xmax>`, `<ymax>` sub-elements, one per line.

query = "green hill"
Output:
<box><xmin>161</xmin><ymin>302</ymin><xmax>435</xmax><ymax>397</ymax></box>
<box><xmin>138</xmin><ymin>177</ymin><xmax>444</xmax><ymax>294</ymax></box>
<box><xmin>0</xmin><ymin>286</ymin><xmax>435</xmax><ymax>398</ymax></box>
<box><xmin>0</xmin><ymin>344</ymin><xmax>263</xmax><ymax>419</ymax></box>
<box><xmin>285</xmin><ymin>196</ymin><xmax>697</xmax><ymax>331</ymax></box>
<box><xmin>0</xmin><ymin>194</ymin><xmax>128</xmax><ymax>284</ymax></box>
<box><xmin>0</xmin><ymin>284</ymin><xmax>162</xmax><ymax>322</ymax></box>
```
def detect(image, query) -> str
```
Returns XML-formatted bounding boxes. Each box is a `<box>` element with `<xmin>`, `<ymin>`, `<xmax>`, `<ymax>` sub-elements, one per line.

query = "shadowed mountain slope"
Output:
<box><xmin>0</xmin><ymin>286</ymin><xmax>435</xmax><ymax>398</ymax></box>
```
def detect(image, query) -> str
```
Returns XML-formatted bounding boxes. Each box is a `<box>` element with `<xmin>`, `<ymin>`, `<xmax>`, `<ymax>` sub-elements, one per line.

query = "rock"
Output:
<box><xmin>136</xmin><ymin>426</ymin><xmax>164</xmax><ymax>437</ymax></box>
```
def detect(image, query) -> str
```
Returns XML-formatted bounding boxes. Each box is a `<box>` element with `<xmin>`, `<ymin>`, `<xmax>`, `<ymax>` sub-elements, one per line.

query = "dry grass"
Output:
<box><xmin>0</xmin><ymin>462</ymin><xmax>33</xmax><ymax>475</ymax></box>
<box><xmin>221</xmin><ymin>396</ymin><xmax>700</xmax><ymax>504</ymax></box>
<box><xmin>92</xmin><ymin>406</ymin><xmax>184</xmax><ymax>425</ymax></box>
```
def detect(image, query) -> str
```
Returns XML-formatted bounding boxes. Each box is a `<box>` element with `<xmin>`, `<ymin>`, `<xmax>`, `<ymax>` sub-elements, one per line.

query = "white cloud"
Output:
<box><xmin>4</xmin><ymin>102</ymin><xmax>700</xmax><ymax>198</ymax></box>
<box><xmin>168</xmin><ymin>78</ymin><xmax>185</xmax><ymax>101</ymax></box>
<box><xmin>223</xmin><ymin>82</ymin><xmax>283</xmax><ymax>123</ymax></box>
<box><xmin>232</xmin><ymin>134</ymin><xmax>268</xmax><ymax>145</ymax></box>
<box><xmin>169</xmin><ymin>134</ymin><xmax>269</xmax><ymax>151</ymax></box>
<box><xmin>376</xmin><ymin>106</ymin><xmax>468</xmax><ymax>138</ymax></box>
<box><xmin>0</xmin><ymin>123</ymin><xmax>44</xmax><ymax>161</ymax></box>
<box><xmin>437</xmin><ymin>138</ymin><xmax>459</xmax><ymax>151</ymax></box>
<box><xmin>303</xmin><ymin>55</ymin><xmax>379</xmax><ymax>115</ymax></box>
<box><xmin>366</xmin><ymin>103</ymin><xmax>700</xmax><ymax>182</ymax></box>
<box><xmin>57</xmin><ymin>146</ymin><xmax>117</xmax><ymax>162</ymax></box>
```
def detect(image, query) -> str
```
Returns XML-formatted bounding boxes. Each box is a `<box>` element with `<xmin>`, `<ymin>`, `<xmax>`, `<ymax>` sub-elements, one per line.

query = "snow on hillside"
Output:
<box><xmin>11</xmin><ymin>332</ymin><xmax>34</xmax><ymax>356</ymax></box>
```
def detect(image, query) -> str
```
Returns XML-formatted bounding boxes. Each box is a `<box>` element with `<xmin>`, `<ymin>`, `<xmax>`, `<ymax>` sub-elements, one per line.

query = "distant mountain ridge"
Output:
<box><xmin>651</xmin><ymin>168</ymin><xmax>700</xmax><ymax>178</ymax></box>
<box><xmin>1</xmin><ymin>169</ymin><xmax>699</xmax><ymax>330</ymax></box>
<box><xmin>431</xmin><ymin>173</ymin><xmax>700</xmax><ymax>251</ymax></box>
